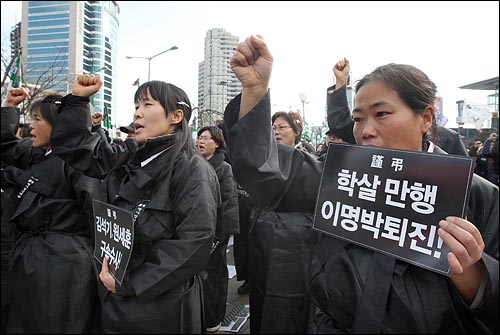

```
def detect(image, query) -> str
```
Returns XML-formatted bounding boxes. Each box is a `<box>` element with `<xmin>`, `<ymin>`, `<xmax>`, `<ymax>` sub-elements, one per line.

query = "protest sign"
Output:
<box><xmin>93</xmin><ymin>199</ymin><xmax>134</xmax><ymax>284</ymax></box>
<box><xmin>313</xmin><ymin>143</ymin><xmax>474</xmax><ymax>276</ymax></box>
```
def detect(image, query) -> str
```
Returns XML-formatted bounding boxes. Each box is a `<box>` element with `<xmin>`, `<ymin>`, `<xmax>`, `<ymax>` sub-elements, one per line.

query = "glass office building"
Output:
<box><xmin>21</xmin><ymin>1</ymin><xmax>120</xmax><ymax>128</ymax></box>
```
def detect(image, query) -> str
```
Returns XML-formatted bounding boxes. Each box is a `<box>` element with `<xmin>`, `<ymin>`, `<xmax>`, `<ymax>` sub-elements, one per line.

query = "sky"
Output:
<box><xmin>1</xmin><ymin>1</ymin><xmax>499</xmax><ymax>129</ymax></box>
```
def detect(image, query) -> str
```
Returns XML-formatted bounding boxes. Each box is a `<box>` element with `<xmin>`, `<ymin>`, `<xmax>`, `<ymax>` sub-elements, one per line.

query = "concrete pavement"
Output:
<box><xmin>216</xmin><ymin>236</ymin><xmax>250</xmax><ymax>334</ymax></box>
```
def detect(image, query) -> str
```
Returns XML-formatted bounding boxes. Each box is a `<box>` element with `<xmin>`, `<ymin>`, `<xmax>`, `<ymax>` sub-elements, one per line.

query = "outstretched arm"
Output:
<box><xmin>326</xmin><ymin>58</ymin><xmax>356</xmax><ymax>144</ymax></box>
<box><xmin>51</xmin><ymin>73</ymin><xmax>119</xmax><ymax>178</ymax></box>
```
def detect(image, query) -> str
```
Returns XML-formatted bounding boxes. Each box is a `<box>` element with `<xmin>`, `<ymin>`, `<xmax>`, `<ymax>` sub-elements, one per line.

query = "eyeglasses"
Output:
<box><xmin>272</xmin><ymin>125</ymin><xmax>290</xmax><ymax>132</ymax></box>
<box><xmin>197</xmin><ymin>135</ymin><xmax>213</xmax><ymax>141</ymax></box>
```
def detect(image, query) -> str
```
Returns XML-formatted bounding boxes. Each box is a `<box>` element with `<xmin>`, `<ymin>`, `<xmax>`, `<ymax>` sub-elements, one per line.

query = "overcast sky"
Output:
<box><xmin>2</xmin><ymin>1</ymin><xmax>499</xmax><ymax>128</ymax></box>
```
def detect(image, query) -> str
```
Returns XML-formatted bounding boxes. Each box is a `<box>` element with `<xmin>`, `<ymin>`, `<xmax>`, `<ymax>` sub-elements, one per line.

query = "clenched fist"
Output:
<box><xmin>3</xmin><ymin>87</ymin><xmax>29</xmax><ymax>107</ymax></box>
<box><xmin>72</xmin><ymin>73</ymin><xmax>103</xmax><ymax>98</ymax></box>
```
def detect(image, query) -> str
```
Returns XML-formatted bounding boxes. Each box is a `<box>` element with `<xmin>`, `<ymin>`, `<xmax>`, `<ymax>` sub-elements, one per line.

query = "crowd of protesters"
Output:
<box><xmin>1</xmin><ymin>34</ymin><xmax>498</xmax><ymax>335</ymax></box>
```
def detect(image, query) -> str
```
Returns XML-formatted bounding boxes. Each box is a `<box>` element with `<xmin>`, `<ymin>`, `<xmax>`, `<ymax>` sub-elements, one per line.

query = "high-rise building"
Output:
<box><xmin>197</xmin><ymin>28</ymin><xmax>242</xmax><ymax>127</ymax></box>
<box><xmin>20</xmin><ymin>1</ymin><xmax>119</xmax><ymax>130</ymax></box>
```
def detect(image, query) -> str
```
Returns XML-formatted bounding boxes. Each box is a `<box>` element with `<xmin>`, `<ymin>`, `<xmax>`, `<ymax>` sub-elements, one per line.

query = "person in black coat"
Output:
<box><xmin>50</xmin><ymin>76</ymin><xmax>221</xmax><ymax>334</ymax></box>
<box><xmin>1</xmin><ymin>88</ymin><xmax>100</xmax><ymax>334</ymax></box>
<box><xmin>490</xmin><ymin>135</ymin><xmax>499</xmax><ymax>186</ymax></box>
<box><xmin>326</xmin><ymin>57</ymin><xmax>468</xmax><ymax>157</ymax></box>
<box><xmin>233</xmin><ymin>183</ymin><xmax>252</xmax><ymax>294</ymax></box>
<box><xmin>226</xmin><ymin>35</ymin><xmax>498</xmax><ymax>334</ymax></box>
<box><xmin>225</xmin><ymin>36</ymin><xmax>324</xmax><ymax>334</ymax></box>
<box><xmin>196</xmin><ymin>125</ymin><xmax>239</xmax><ymax>332</ymax></box>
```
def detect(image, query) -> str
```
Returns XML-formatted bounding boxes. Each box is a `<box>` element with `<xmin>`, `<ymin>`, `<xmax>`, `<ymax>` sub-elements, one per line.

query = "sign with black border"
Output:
<box><xmin>313</xmin><ymin>143</ymin><xmax>474</xmax><ymax>276</ymax></box>
<box><xmin>92</xmin><ymin>199</ymin><xmax>134</xmax><ymax>284</ymax></box>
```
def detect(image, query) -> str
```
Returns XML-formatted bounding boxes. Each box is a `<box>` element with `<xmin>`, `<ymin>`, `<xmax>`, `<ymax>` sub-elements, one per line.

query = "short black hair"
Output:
<box><xmin>29</xmin><ymin>94</ymin><xmax>63</xmax><ymax>127</ymax></box>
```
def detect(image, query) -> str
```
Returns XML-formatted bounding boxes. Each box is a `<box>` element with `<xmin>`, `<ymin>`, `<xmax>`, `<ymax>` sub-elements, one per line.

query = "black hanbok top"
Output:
<box><xmin>224</xmin><ymin>92</ymin><xmax>322</xmax><ymax>333</ymax></box>
<box><xmin>224</xmin><ymin>89</ymin><xmax>499</xmax><ymax>334</ymax></box>
<box><xmin>1</xmin><ymin>106</ymin><xmax>100</xmax><ymax>334</ymax></box>
<box><xmin>51</xmin><ymin>94</ymin><xmax>221</xmax><ymax>333</ymax></box>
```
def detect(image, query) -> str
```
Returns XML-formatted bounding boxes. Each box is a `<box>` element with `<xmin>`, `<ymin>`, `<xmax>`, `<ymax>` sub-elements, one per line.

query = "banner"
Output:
<box><xmin>463</xmin><ymin>100</ymin><xmax>492</xmax><ymax>130</ymax></box>
<box><xmin>104</xmin><ymin>104</ymin><xmax>111</xmax><ymax>129</ymax></box>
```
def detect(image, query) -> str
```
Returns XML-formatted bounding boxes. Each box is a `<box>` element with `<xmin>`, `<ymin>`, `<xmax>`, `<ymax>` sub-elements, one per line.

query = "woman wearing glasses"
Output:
<box><xmin>196</xmin><ymin>126</ymin><xmax>239</xmax><ymax>333</ymax></box>
<box><xmin>50</xmin><ymin>77</ymin><xmax>221</xmax><ymax>334</ymax></box>
<box><xmin>272</xmin><ymin>111</ymin><xmax>316</xmax><ymax>154</ymax></box>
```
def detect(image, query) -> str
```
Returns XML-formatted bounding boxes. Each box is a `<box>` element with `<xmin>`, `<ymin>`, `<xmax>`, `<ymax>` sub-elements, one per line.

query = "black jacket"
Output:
<box><xmin>208</xmin><ymin>151</ymin><xmax>239</xmax><ymax>238</ymax></box>
<box><xmin>309</xmin><ymin>147</ymin><xmax>499</xmax><ymax>333</ymax></box>
<box><xmin>225</xmin><ymin>90</ymin><xmax>498</xmax><ymax>334</ymax></box>
<box><xmin>1</xmin><ymin>106</ymin><xmax>100</xmax><ymax>334</ymax></box>
<box><xmin>321</xmin><ymin>86</ymin><xmax>498</xmax><ymax>333</ymax></box>
<box><xmin>203</xmin><ymin>151</ymin><xmax>240</xmax><ymax>327</ymax></box>
<box><xmin>51</xmin><ymin>94</ymin><xmax>221</xmax><ymax>334</ymax></box>
<box><xmin>225</xmin><ymin>92</ymin><xmax>321</xmax><ymax>334</ymax></box>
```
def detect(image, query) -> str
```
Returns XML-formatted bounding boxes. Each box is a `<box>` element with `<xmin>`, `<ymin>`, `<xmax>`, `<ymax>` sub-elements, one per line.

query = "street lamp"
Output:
<box><xmin>126</xmin><ymin>45</ymin><xmax>178</xmax><ymax>81</ymax></box>
<box><xmin>299</xmin><ymin>92</ymin><xmax>308</xmax><ymax>122</ymax></box>
<box><xmin>217</xmin><ymin>80</ymin><xmax>228</xmax><ymax>113</ymax></box>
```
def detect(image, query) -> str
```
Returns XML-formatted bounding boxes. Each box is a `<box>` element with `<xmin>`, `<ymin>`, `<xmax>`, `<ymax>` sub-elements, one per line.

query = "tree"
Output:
<box><xmin>1</xmin><ymin>46</ymin><xmax>70</xmax><ymax>118</ymax></box>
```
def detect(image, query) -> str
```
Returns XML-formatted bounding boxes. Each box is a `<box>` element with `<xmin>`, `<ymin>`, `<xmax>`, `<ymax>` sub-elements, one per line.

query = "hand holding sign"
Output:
<box><xmin>313</xmin><ymin>143</ymin><xmax>475</xmax><ymax>276</ymax></box>
<box><xmin>438</xmin><ymin>216</ymin><xmax>485</xmax><ymax>304</ymax></box>
<box><xmin>439</xmin><ymin>216</ymin><xmax>484</xmax><ymax>275</ymax></box>
<box><xmin>100</xmin><ymin>256</ymin><xmax>117</xmax><ymax>293</ymax></box>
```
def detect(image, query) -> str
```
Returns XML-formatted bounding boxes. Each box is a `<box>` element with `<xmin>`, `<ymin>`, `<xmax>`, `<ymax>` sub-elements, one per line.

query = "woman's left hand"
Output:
<box><xmin>438</xmin><ymin>216</ymin><xmax>484</xmax><ymax>274</ymax></box>
<box><xmin>438</xmin><ymin>216</ymin><xmax>485</xmax><ymax>303</ymax></box>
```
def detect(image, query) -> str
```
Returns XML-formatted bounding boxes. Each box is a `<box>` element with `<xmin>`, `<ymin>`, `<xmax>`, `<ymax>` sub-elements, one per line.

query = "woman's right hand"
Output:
<box><xmin>72</xmin><ymin>73</ymin><xmax>103</xmax><ymax>98</ymax></box>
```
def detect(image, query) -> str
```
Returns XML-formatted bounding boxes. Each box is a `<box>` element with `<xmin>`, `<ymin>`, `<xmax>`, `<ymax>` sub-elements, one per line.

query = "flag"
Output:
<box><xmin>104</xmin><ymin>104</ymin><xmax>112</xmax><ymax>129</ymax></box>
<box><xmin>463</xmin><ymin>100</ymin><xmax>492</xmax><ymax>131</ymax></box>
<box><xmin>9</xmin><ymin>52</ymin><xmax>22</xmax><ymax>88</ymax></box>
<box><xmin>2</xmin><ymin>52</ymin><xmax>22</xmax><ymax>105</ymax></box>
<box><xmin>132</xmin><ymin>78</ymin><xmax>140</xmax><ymax>86</ymax></box>
<box><xmin>302</xmin><ymin>129</ymin><xmax>311</xmax><ymax>143</ymax></box>
<box><xmin>435</xmin><ymin>112</ymin><xmax>449</xmax><ymax>127</ymax></box>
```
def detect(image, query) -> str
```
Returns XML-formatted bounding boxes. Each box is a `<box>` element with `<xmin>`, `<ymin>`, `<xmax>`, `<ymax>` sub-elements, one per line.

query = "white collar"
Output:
<box><xmin>141</xmin><ymin>147</ymin><xmax>169</xmax><ymax>167</ymax></box>
<box><xmin>427</xmin><ymin>141</ymin><xmax>435</xmax><ymax>153</ymax></box>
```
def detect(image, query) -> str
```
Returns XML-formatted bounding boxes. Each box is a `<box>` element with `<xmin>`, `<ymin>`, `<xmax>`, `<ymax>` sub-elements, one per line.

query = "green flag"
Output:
<box><xmin>2</xmin><ymin>52</ymin><xmax>22</xmax><ymax>106</ymax></box>
<box><xmin>104</xmin><ymin>105</ymin><xmax>111</xmax><ymax>129</ymax></box>
<box><xmin>10</xmin><ymin>52</ymin><xmax>22</xmax><ymax>88</ymax></box>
